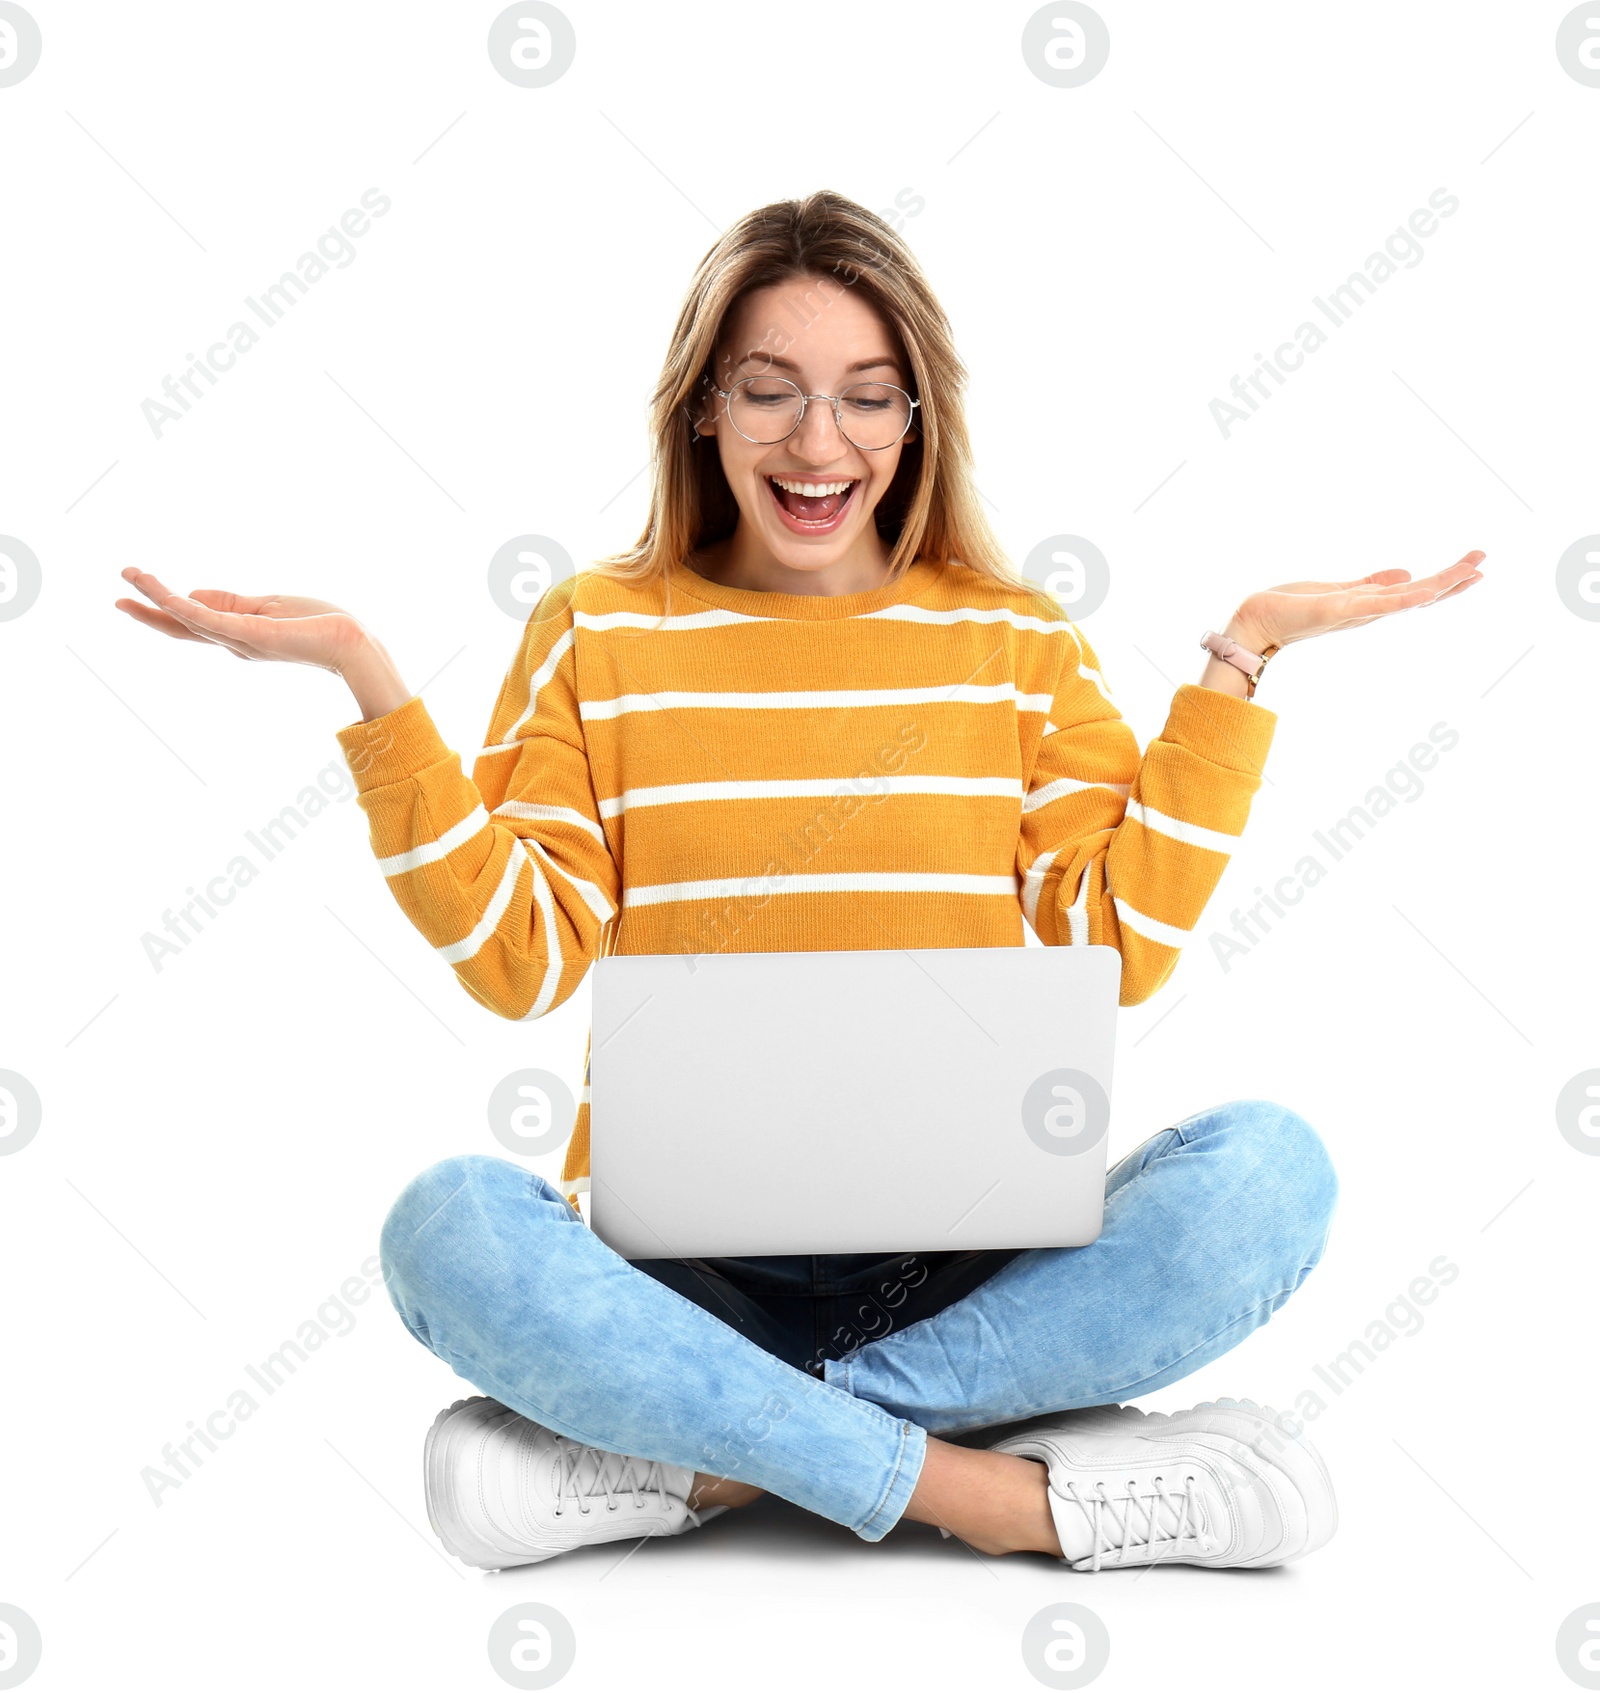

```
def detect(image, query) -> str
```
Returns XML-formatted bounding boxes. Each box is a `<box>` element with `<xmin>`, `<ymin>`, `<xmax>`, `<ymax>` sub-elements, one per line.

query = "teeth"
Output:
<box><xmin>770</xmin><ymin>477</ymin><xmax>855</xmax><ymax>498</ymax></box>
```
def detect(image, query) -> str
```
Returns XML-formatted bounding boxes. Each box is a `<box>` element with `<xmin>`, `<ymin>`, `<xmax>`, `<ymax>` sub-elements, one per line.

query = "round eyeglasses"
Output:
<box><xmin>706</xmin><ymin>376</ymin><xmax>919</xmax><ymax>452</ymax></box>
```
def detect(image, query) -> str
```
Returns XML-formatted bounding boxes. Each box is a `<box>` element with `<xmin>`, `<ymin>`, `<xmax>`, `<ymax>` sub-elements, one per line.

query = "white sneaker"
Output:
<box><xmin>989</xmin><ymin>1397</ymin><xmax>1336</xmax><ymax>1571</ymax></box>
<box><xmin>423</xmin><ymin>1397</ymin><xmax>728</xmax><ymax>1570</ymax></box>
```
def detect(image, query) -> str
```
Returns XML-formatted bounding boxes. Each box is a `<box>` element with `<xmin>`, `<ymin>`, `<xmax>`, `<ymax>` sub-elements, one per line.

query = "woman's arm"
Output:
<box><xmin>1018</xmin><ymin>549</ymin><xmax>1486</xmax><ymax>1000</ymax></box>
<box><xmin>116</xmin><ymin>569</ymin><xmax>619</xmax><ymax>1020</ymax></box>
<box><xmin>339</xmin><ymin>635</ymin><xmax>413</xmax><ymax>721</ymax></box>
<box><xmin>1018</xmin><ymin>633</ymin><xmax>1268</xmax><ymax>1004</ymax></box>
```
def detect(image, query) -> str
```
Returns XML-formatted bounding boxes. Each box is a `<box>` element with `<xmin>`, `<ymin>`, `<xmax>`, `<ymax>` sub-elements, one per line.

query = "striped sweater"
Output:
<box><xmin>334</xmin><ymin>557</ymin><xmax>1276</xmax><ymax>1212</ymax></box>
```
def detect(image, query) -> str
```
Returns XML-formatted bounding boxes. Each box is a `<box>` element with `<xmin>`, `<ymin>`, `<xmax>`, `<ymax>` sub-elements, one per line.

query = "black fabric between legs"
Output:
<box><xmin>629</xmin><ymin>1249</ymin><xmax>1024</xmax><ymax>1376</ymax></box>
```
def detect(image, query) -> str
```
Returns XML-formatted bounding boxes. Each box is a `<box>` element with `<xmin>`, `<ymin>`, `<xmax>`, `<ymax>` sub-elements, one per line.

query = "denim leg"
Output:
<box><xmin>378</xmin><ymin>1155</ymin><xmax>925</xmax><ymax>1540</ymax></box>
<box><xmin>828</xmin><ymin>1099</ymin><xmax>1339</xmax><ymax>1435</ymax></box>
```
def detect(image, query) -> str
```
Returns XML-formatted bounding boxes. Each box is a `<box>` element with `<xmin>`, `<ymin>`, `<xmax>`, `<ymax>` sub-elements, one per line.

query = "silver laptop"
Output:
<box><xmin>588</xmin><ymin>945</ymin><xmax>1121</xmax><ymax>1259</ymax></box>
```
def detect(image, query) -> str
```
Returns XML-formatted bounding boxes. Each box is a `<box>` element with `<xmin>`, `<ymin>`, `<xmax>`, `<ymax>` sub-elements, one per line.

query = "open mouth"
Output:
<box><xmin>766</xmin><ymin>475</ymin><xmax>859</xmax><ymax>533</ymax></box>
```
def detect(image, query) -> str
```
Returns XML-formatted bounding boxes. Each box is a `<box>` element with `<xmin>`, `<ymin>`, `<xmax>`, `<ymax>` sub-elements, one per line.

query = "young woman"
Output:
<box><xmin>118</xmin><ymin>191</ymin><xmax>1482</xmax><ymax>1573</ymax></box>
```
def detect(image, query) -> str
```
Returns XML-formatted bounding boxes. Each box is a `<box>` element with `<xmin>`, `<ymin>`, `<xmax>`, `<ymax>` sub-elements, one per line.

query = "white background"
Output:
<box><xmin>2</xmin><ymin>2</ymin><xmax>1596</xmax><ymax>1689</ymax></box>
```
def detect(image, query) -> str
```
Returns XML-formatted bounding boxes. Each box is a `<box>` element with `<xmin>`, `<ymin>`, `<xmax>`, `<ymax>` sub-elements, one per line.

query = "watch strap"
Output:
<box><xmin>1200</xmin><ymin>630</ymin><xmax>1279</xmax><ymax>698</ymax></box>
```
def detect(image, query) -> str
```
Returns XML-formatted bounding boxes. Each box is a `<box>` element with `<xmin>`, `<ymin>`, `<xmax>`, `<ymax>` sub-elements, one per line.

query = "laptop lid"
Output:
<box><xmin>588</xmin><ymin>945</ymin><xmax>1121</xmax><ymax>1259</ymax></box>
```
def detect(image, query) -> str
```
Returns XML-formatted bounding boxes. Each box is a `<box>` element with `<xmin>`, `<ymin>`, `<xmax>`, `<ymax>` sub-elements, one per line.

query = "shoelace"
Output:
<box><xmin>1061</xmin><ymin>1475</ymin><xmax>1215</xmax><ymax>1571</ymax></box>
<box><xmin>549</xmin><ymin>1435</ymin><xmax>676</xmax><ymax>1520</ymax></box>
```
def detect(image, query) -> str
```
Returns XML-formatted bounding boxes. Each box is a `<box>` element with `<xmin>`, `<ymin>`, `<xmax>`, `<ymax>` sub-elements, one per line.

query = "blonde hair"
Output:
<box><xmin>591</xmin><ymin>189</ymin><xmax>1049</xmax><ymax>611</ymax></box>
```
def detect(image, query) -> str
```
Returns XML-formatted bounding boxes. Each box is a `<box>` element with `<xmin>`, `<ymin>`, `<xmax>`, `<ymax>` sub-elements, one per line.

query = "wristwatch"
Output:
<box><xmin>1200</xmin><ymin>630</ymin><xmax>1280</xmax><ymax>699</ymax></box>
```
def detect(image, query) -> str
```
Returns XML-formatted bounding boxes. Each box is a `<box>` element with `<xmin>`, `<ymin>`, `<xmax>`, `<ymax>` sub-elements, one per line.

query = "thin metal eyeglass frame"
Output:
<box><xmin>708</xmin><ymin>376</ymin><xmax>920</xmax><ymax>451</ymax></box>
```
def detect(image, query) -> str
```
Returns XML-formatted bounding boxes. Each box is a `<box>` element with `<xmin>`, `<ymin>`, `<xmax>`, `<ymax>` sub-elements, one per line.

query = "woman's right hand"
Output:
<box><xmin>115</xmin><ymin>567</ymin><xmax>413</xmax><ymax>720</ymax></box>
<box><xmin>116</xmin><ymin>567</ymin><xmax>369</xmax><ymax>670</ymax></box>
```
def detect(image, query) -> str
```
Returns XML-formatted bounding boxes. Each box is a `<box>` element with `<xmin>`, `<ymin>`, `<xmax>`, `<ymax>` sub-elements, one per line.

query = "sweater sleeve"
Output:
<box><xmin>333</xmin><ymin>581</ymin><xmax>619</xmax><ymax>1020</ymax></box>
<box><xmin>1016</xmin><ymin>625</ymin><xmax>1275</xmax><ymax>1004</ymax></box>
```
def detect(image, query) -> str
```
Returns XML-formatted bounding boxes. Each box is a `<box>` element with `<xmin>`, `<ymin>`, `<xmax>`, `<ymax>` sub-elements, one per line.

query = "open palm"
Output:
<box><xmin>1241</xmin><ymin>550</ymin><xmax>1484</xmax><ymax>650</ymax></box>
<box><xmin>115</xmin><ymin>567</ymin><xmax>369</xmax><ymax>672</ymax></box>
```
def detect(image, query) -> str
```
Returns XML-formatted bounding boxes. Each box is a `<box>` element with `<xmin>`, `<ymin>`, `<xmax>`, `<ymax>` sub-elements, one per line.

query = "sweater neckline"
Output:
<box><xmin>668</xmin><ymin>557</ymin><xmax>945</xmax><ymax>621</ymax></box>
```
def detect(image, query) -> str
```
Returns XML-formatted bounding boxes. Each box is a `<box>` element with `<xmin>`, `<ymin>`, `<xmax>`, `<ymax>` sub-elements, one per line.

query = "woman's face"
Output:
<box><xmin>695</xmin><ymin>275</ymin><xmax>914</xmax><ymax>575</ymax></box>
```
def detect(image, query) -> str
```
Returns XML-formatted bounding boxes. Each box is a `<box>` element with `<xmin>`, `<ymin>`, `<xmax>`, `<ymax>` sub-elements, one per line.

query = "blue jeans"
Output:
<box><xmin>379</xmin><ymin>1099</ymin><xmax>1337</xmax><ymax>1542</ymax></box>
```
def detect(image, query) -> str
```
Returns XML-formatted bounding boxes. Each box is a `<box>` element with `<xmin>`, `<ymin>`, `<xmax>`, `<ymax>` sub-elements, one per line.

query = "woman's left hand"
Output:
<box><xmin>1229</xmin><ymin>549</ymin><xmax>1485</xmax><ymax>653</ymax></box>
